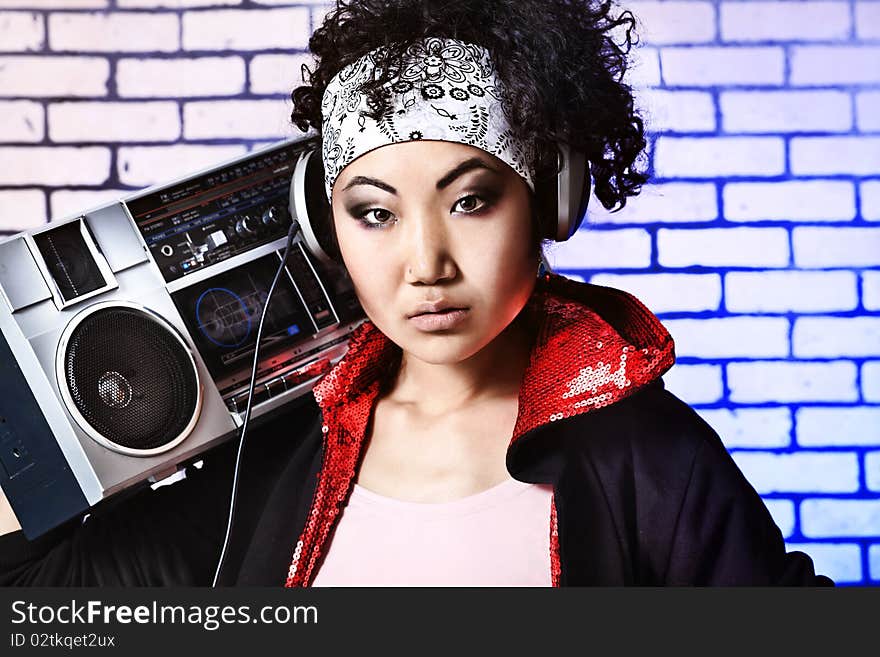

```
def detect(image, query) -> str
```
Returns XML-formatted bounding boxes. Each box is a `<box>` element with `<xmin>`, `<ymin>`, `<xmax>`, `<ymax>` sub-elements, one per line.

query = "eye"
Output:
<box><xmin>452</xmin><ymin>194</ymin><xmax>489</xmax><ymax>214</ymax></box>
<box><xmin>357</xmin><ymin>207</ymin><xmax>396</xmax><ymax>229</ymax></box>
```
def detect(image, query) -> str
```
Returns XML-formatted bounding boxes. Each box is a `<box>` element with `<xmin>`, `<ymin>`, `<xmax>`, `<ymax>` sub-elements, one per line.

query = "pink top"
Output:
<box><xmin>311</xmin><ymin>477</ymin><xmax>555</xmax><ymax>587</ymax></box>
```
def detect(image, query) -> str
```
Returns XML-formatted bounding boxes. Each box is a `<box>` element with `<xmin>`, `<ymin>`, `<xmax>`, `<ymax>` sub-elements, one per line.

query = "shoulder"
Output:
<box><xmin>536</xmin><ymin>379</ymin><xmax>833</xmax><ymax>585</ymax></box>
<box><xmin>547</xmin><ymin>377</ymin><xmax>748</xmax><ymax>524</ymax></box>
<box><xmin>508</xmin><ymin>377</ymin><xmax>721</xmax><ymax>496</ymax></box>
<box><xmin>559</xmin><ymin>378</ymin><xmax>769</xmax><ymax>537</ymax></box>
<box><xmin>562</xmin><ymin>378</ymin><xmax>721</xmax><ymax>470</ymax></box>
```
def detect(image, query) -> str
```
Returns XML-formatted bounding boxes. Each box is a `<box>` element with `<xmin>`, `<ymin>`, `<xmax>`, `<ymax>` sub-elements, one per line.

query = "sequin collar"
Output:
<box><xmin>312</xmin><ymin>272</ymin><xmax>676</xmax><ymax>446</ymax></box>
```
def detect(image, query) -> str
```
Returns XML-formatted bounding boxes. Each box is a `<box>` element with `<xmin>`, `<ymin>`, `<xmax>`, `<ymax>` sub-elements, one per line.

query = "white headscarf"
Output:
<box><xmin>320</xmin><ymin>36</ymin><xmax>536</xmax><ymax>200</ymax></box>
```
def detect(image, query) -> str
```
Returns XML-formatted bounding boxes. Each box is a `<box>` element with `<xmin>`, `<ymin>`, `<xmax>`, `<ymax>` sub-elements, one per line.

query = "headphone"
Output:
<box><xmin>290</xmin><ymin>139</ymin><xmax>591</xmax><ymax>267</ymax></box>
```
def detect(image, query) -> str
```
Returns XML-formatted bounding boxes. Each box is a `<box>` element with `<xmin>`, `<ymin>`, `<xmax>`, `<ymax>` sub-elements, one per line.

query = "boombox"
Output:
<box><xmin>0</xmin><ymin>135</ymin><xmax>365</xmax><ymax>539</ymax></box>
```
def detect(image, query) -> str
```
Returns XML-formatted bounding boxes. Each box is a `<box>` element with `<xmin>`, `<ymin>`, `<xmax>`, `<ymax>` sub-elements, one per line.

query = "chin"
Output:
<box><xmin>395</xmin><ymin>330</ymin><xmax>488</xmax><ymax>365</ymax></box>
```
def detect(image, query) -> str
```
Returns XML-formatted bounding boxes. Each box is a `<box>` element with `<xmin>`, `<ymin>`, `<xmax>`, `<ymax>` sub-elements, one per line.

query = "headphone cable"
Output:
<box><xmin>211</xmin><ymin>218</ymin><xmax>301</xmax><ymax>587</ymax></box>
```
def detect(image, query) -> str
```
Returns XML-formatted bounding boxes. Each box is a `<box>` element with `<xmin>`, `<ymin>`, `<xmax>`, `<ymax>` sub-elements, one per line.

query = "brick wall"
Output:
<box><xmin>0</xmin><ymin>0</ymin><xmax>878</xmax><ymax>585</ymax></box>
<box><xmin>550</xmin><ymin>0</ymin><xmax>880</xmax><ymax>586</ymax></box>
<box><xmin>0</xmin><ymin>0</ymin><xmax>319</xmax><ymax>226</ymax></box>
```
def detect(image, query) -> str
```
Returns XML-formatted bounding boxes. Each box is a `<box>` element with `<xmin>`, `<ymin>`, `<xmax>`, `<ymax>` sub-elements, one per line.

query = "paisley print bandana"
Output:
<box><xmin>320</xmin><ymin>36</ymin><xmax>537</xmax><ymax>200</ymax></box>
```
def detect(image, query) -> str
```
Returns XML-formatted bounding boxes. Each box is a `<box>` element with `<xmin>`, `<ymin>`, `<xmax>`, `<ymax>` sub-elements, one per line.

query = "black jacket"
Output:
<box><xmin>0</xmin><ymin>275</ymin><xmax>833</xmax><ymax>586</ymax></box>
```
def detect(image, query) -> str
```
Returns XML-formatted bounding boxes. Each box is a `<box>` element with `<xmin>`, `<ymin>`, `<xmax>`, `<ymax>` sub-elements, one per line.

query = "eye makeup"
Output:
<box><xmin>347</xmin><ymin>186</ymin><xmax>503</xmax><ymax>230</ymax></box>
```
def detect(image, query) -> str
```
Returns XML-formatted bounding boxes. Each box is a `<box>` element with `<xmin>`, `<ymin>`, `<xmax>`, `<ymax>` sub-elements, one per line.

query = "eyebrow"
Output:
<box><xmin>340</xmin><ymin>157</ymin><xmax>501</xmax><ymax>195</ymax></box>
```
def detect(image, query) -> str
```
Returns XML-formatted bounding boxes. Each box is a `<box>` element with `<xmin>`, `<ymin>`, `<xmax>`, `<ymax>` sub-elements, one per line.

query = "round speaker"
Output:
<box><xmin>56</xmin><ymin>301</ymin><xmax>203</xmax><ymax>456</ymax></box>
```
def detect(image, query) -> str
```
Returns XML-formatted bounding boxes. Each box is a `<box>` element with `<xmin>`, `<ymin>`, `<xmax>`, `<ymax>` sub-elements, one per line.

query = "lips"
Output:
<box><xmin>408</xmin><ymin>308</ymin><xmax>469</xmax><ymax>332</ymax></box>
<box><xmin>407</xmin><ymin>300</ymin><xmax>468</xmax><ymax>318</ymax></box>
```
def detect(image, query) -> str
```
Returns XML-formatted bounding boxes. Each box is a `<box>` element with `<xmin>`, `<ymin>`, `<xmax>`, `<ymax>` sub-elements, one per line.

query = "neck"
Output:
<box><xmin>387</xmin><ymin>310</ymin><xmax>536</xmax><ymax>417</ymax></box>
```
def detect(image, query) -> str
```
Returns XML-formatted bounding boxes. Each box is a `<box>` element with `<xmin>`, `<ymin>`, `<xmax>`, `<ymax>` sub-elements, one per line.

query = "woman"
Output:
<box><xmin>0</xmin><ymin>0</ymin><xmax>832</xmax><ymax>586</ymax></box>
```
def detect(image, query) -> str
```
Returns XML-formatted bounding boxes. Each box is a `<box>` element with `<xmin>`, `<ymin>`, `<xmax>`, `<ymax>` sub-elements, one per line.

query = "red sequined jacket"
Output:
<box><xmin>0</xmin><ymin>274</ymin><xmax>832</xmax><ymax>586</ymax></box>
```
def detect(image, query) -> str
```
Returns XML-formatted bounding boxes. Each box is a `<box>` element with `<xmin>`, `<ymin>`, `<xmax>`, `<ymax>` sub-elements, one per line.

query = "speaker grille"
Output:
<box><xmin>33</xmin><ymin>220</ymin><xmax>106</xmax><ymax>302</ymax></box>
<box><xmin>62</xmin><ymin>306</ymin><xmax>199</xmax><ymax>452</ymax></box>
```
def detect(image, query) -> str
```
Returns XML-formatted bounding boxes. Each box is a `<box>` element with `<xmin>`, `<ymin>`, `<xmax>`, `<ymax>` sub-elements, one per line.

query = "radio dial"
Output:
<box><xmin>262</xmin><ymin>206</ymin><xmax>281</xmax><ymax>226</ymax></box>
<box><xmin>235</xmin><ymin>214</ymin><xmax>260</xmax><ymax>237</ymax></box>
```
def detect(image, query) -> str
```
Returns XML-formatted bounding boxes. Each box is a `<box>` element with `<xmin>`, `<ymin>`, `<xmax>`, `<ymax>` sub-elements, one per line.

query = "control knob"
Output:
<box><xmin>235</xmin><ymin>214</ymin><xmax>260</xmax><ymax>237</ymax></box>
<box><xmin>262</xmin><ymin>206</ymin><xmax>282</xmax><ymax>227</ymax></box>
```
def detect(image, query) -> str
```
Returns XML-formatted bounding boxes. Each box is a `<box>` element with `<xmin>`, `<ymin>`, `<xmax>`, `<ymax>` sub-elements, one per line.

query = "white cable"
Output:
<box><xmin>211</xmin><ymin>220</ymin><xmax>300</xmax><ymax>587</ymax></box>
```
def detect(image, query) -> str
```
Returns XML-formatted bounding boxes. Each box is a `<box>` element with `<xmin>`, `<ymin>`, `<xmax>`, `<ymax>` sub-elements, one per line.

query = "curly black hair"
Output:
<box><xmin>290</xmin><ymin>0</ymin><xmax>649</xmax><ymax>254</ymax></box>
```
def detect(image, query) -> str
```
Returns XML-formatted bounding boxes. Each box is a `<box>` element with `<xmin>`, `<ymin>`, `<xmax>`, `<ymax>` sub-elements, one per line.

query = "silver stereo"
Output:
<box><xmin>0</xmin><ymin>135</ymin><xmax>365</xmax><ymax>539</ymax></box>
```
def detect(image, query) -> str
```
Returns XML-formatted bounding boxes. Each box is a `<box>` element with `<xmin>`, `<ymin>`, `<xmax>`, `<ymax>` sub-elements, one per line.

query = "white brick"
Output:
<box><xmin>791</xmin><ymin>137</ymin><xmax>880</xmax><ymax>176</ymax></box>
<box><xmin>856</xmin><ymin>92</ymin><xmax>880</xmax><ymax>132</ymax></box>
<box><xmin>721</xmin><ymin>2</ymin><xmax>850</xmax><ymax>42</ymax></box>
<box><xmin>732</xmin><ymin>451</ymin><xmax>859</xmax><ymax>493</ymax></box>
<box><xmin>867</xmin><ymin>451</ymin><xmax>880</xmax><ymax>491</ymax></box>
<box><xmin>794</xmin><ymin>317</ymin><xmax>880</xmax><ymax>358</ymax></box>
<box><xmin>797</xmin><ymin>407</ymin><xmax>880</xmax><ymax>447</ymax></box>
<box><xmin>0</xmin><ymin>100</ymin><xmax>42</xmax><ymax>141</ymax></box>
<box><xmin>862</xmin><ymin>361</ymin><xmax>880</xmax><ymax>402</ymax></box>
<box><xmin>727</xmin><ymin>360</ymin><xmax>858</xmax><ymax>403</ymax></box>
<box><xmin>544</xmin><ymin>228</ymin><xmax>651</xmax><ymax>270</ymax></box>
<box><xmin>588</xmin><ymin>182</ymin><xmax>718</xmax><ymax>224</ymax></box>
<box><xmin>793</xmin><ymin>227</ymin><xmax>880</xmax><ymax>268</ymax></box>
<box><xmin>0</xmin><ymin>147</ymin><xmax>109</xmax><ymax>185</ymax></box>
<box><xmin>118</xmin><ymin>144</ymin><xmax>248</xmax><ymax>188</ymax></box>
<box><xmin>119</xmin><ymin>0</ymin><xmax>240</xmax><ymax>7</ymax></box>
<box><xmin>0</xmin><ymin>11</ymin><xmax>43</xmax><ymax>50</ymax></box>
<box><xmin>117</xmin><ymin>57</ymin><xmax>246</xmax><ymax>98</ymax></box>
<box><xmin>183</xmin><ymin>99</ymin><xmax>292</xmax><ymax>140</ymax></box>
<box><xmin>49</xmin><ymin>13</ymin><xmax>178</xmax><ymax>53</ymax></box>
<box><xmin>865</xmin><ymin>271</ymin><xmax>880</xmax><ymax>310</ymax></box>
<box><xmin>863</xmin><ymin>181</ymin><xmax>880</xmax><ymax>221</ymax></box>
<box><xmin>725</xmin><ymin>270</ymin><xmax>858</xmax><ymax>313</ymax></box>
<box><xmin>784</xmin><ymin>542</ymin><xmax>861</xmax><ymax>583</ymax></box>
<box><xmin>0</xmin><ymin>0</ymin><xmax>105</xmax><ymax>6</ymax></box>
<box><xmin>724</xmin><ymin>181</ymin><xmax>855</xmax><ymax>222</ymax></box>
<box><xmin>802</xmin><ymin>499</ymin><xmax>880</xmax><ymax>538</ymax></box>
<box><xmin>791</xmin><ymin>46</ymin><xmax>880</xmax><ymax>85</ymax></box>
<box><xmin>48</xmin><ymin>102</ymin><xmax>180</xmax><ymax>143</ymax></box>
<box><xmin>623</xmin><ymin>46</ymin><xmax>661</xmax><ymax>88</ymax></box>
<box><xmin>0</xmin><ymin>56</ymin><xmax>109</xmax><ymax>97</ymax></box>
<box><xmin>871</xmin><ymin>544</ymin><xmax>880</xmax><ymax>582</ymax></box>
<box><xmin>629</xmin><ymin>1</ymin><xmax>715</xmax><ymax>45</ymax></box>
<box><xmin>50</xmin><ymin>189</ymin><xmax>128</xmax><ymax>219</ymax></box>
<box><xmin>696</xmin><ymin>407</ymin><xmax>792</xmax><ymax>449</ymax></box>
<box><xmin>182</xmin><ymin>8</ymin><xmax>309</xmax><ymax>51</ymax></box>
<box><xmin>638</xmin><ymin>89</ymin><xmax>715</xmax><ymax>133</ymax></box>
<box><xmin>764</xmin><ymin>499</ymin><xmax>796</xmax><ymax>539</ymax></box>
<box><xmin>856</xmin><ymin>2</ymin><xmax>880</xmax><ymax>41</ymax></box>
<box><xmin>721</xmin><ymin>91</ymin><xmax>851</xmax><ymax>134</ymax></box>
<box><xmin>658</xmin><ymin>227</ymin><xmax>789</xmax><ymax>268</ymax></box>
<box><xmin>654</xmin><ymin>137</ymin><xmax>785</xmax><ymax>178</ymax></box>
<box><xmin>659</xmin><ymin>364</ymin><xmax>723</xmax><ymax>405</ymax></box>
<box><xmin>0</xmin><ymin>189</ymin><xmax>45</xmax><ymax>231</ymax></box>
<box><xmin>250</xmin><ymin>53</ymin><xmax>315</xmax><ymax>95</ymax></box>
<box><xmin>661</xmin><ymin>47</ymin><xmax>785</xmax><ymax>87</ymax></box>
<box><xmin>588</xmin><ymin>273</ymin><xmax>721</xmax><ymax>313</ymax></box>
<box><xmin>664</xmin><ymin>317</ymin><xmax>789</xmax><ymax>359</ymax></box>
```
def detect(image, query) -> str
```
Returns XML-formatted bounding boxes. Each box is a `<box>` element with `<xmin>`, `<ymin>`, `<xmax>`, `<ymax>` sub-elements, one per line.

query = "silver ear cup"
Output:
<box><xmin>290</xmin><ymin>148</ymin><xmax>336</xmax><ymax>266</ymax></box>
<box><xmin>554</xmin><ymin>143</ymin><xmax>590</xmax><ymax>242</ymax></box>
